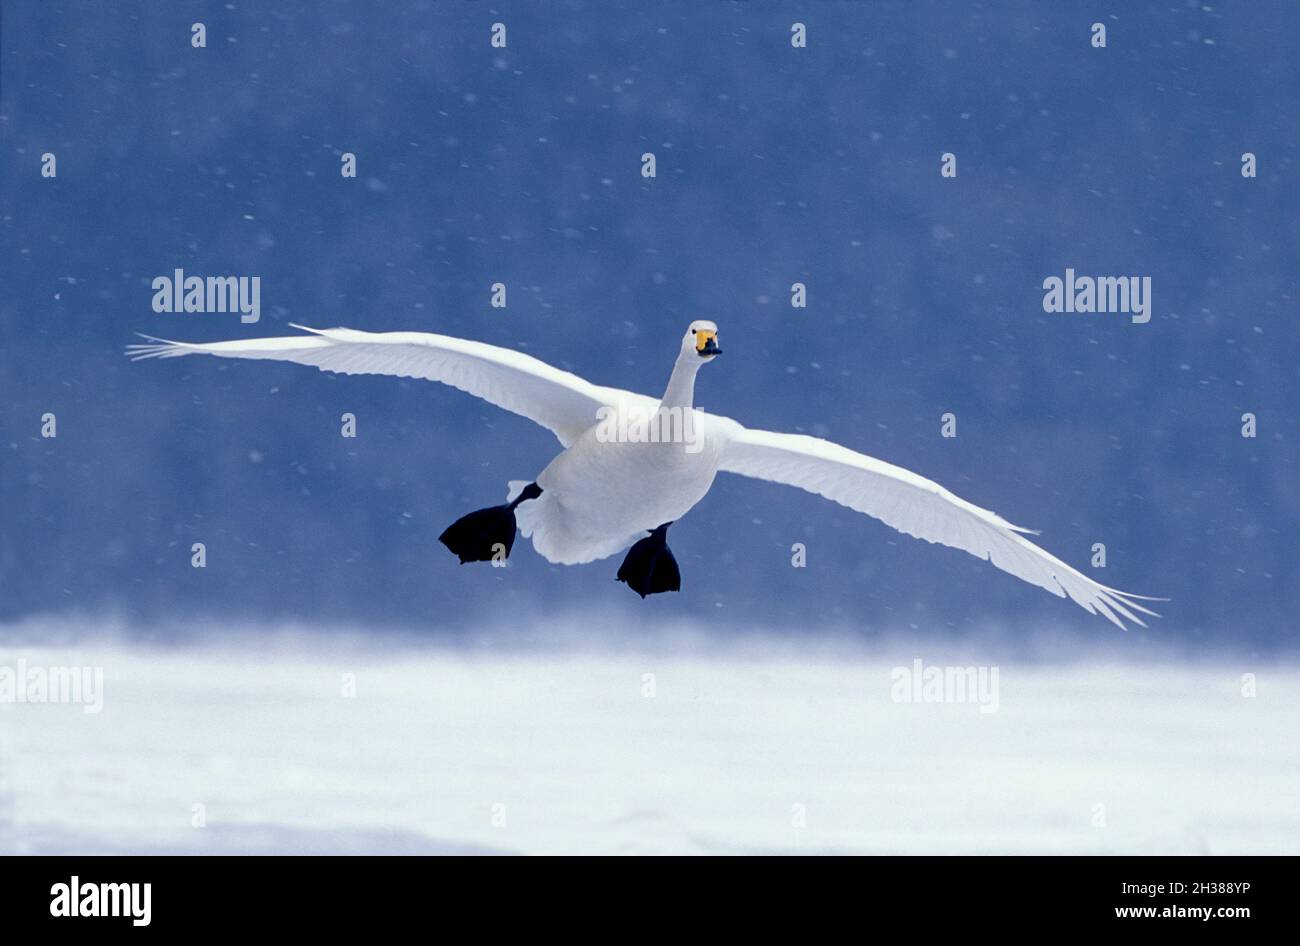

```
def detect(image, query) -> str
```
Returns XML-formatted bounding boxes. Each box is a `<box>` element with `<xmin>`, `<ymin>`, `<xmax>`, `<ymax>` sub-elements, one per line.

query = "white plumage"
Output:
<box><xmin>129</xmin><ymin>322</ymin><xmax>1161</xmax><ymax>627</ymax></box>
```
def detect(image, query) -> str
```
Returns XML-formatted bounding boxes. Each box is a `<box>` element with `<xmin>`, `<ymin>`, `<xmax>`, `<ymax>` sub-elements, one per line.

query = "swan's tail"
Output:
<box><xmin>505</xmin><ymin>481</ymin><xmax>639</xmax><ymax>565</ymax></box>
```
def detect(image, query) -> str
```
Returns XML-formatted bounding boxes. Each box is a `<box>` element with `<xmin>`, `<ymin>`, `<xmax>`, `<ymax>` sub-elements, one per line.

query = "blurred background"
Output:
<box><xmin>2</xmin><ymin>0</ymin><xmax>1297</xmax><ymax>646</ymax></box>
<box><xmin>1</xmin><ymin>2</ymin><xmax>1298</xmax><ymax>854</ymax></box>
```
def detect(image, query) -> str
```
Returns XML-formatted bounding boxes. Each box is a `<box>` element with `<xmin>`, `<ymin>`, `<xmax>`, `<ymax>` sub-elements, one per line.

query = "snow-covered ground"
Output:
<box><xmin>2</xmin><ymin>619</ymin><xmax>1297</xmax><ymax>855</ymax></box>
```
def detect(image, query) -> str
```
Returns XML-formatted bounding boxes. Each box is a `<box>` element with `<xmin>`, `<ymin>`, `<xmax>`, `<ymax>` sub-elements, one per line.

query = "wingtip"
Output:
<box><xmin>125</xmin><ymin>334</ymin><xmax>191</xmax><ymax>360</ymax></box>
<box><xmin>1102</xmin><ymin>586</ymin><xmax>1165</xmax><ymax>617</ymax></box>
<box><xmin>1097</xmin><ymin>586</ymin><xmax>1162</xmax><ymax>628</ymax></box>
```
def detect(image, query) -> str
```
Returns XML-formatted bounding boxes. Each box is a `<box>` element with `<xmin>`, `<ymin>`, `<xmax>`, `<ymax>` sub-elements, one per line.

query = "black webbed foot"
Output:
<box><xmin>439</xmin><ymin>483</ymin><xmax>542</xmax><ymax>564</ymax></box>
<box><xmin>616</xmin><ymin>523</ymin><xmax>681</xmax><ymax>598</ymax></box>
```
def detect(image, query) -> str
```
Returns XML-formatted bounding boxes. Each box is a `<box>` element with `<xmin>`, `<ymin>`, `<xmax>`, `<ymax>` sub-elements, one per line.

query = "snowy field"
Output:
<box><xmin>2</xmin><ymin>618</ymin><xmax>1297</xmax><ymax>855</ymax></box>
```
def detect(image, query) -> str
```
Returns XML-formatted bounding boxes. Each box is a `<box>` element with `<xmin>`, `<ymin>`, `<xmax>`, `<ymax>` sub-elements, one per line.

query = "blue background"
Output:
<box><xmin>2</xmin><ymin>1</ymin><xmax>1296</xmax><ymax>650</ymax></box>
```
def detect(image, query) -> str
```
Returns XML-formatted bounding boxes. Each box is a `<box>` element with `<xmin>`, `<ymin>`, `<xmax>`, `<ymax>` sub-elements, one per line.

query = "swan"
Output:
<box><xmin>128</xmin><ymin>322</ymin><xmax>1160</xmax><ymax>627</ymax></box>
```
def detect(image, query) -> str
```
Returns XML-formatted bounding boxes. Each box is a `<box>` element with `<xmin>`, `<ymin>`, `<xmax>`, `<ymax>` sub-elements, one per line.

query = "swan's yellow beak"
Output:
<box><xmin>695</xmin><ymin>330</ymin><xmax>721</xmax><ymax>356</ymax></box>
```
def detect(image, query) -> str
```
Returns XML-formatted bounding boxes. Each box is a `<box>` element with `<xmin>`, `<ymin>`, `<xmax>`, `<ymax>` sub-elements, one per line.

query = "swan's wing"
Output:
<box><xmin>128</xmin><ymin>325</ymin><xmax>615</xmax><ymax>446</ymax></box>
<box><xmin>718</xmin><ymin>426</ymin><xmax>1161</xmax><ymax>628</ymax></box>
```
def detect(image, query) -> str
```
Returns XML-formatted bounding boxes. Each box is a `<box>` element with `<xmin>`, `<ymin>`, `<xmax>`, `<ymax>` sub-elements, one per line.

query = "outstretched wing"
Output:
<box><xmin>719</xmin><ymin>426</ymin><xmax>1161</xmax><ymax>628</ymax></box>
<box><xmin>128</xmin><ymin>325</ymin><xmax>616</xmax><ymax>446</ymax></box>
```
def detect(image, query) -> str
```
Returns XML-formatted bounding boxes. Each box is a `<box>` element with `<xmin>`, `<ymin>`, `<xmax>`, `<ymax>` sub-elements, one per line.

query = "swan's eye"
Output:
<box><xmin>690</xmin><ymin>329</ymin><xmax>696</xmax><ymax>334</ymax></box>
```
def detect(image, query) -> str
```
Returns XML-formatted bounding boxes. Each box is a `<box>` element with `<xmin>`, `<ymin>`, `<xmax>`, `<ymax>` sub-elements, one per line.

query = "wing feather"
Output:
<box><xmin>128</xmin><ymin>325</ymin><xmax>616</xmax><ymax>446</ymax></box>
<box><xmin>719</xmin><ymin>427</ymin><xmax>1161</xmax><ymax>628</ymax></box>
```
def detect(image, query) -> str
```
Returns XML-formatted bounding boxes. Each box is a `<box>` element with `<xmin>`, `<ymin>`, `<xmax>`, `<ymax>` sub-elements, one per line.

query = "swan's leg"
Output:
<box><xmin>438</xmin><ymin>483</ymin><xmax>542</xmax><ymax>565</ymax></box>
<box><xmin>616</xmin><ymin>522</ymin><xmax>681</xmax><ymax>598</ymax></box>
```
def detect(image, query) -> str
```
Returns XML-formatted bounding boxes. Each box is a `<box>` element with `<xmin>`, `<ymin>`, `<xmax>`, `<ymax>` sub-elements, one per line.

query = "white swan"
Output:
<box><xmin>129</xmin><ymin>322</ymin><xmax>1160</xmax><ymax>626</ymax></box>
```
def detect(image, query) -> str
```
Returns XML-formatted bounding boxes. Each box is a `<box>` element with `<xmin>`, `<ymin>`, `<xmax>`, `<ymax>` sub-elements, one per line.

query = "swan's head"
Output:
<box><xmin>684</xmin><ymin>320</ymin><xmax>722</xmax><ymax>360</ymax></box>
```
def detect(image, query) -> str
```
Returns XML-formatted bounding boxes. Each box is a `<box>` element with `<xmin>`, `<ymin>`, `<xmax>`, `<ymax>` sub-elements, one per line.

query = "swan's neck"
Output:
<box><xmin>660</xmin><ymin>350</ymin><xmax>701</xmax><ymax>409</ymax></box>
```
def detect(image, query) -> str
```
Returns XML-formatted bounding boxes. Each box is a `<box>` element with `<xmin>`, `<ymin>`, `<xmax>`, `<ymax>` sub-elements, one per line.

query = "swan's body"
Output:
<box><xmin>519</xmin><ymin>411</ymin><xmax>726</xmax><ymax>564</ymax></box>
<box><xmin>129</xmin><ymin>322</ymin><xmax>1160</xmax><ymax>627</ymax></box>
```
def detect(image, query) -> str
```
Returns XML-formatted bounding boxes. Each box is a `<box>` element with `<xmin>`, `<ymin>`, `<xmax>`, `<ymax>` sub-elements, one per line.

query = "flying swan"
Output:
<box><xmin>129</xmin><ymin>322</ymin><xmax>1160</xmax><ymax>627</ymax></box>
